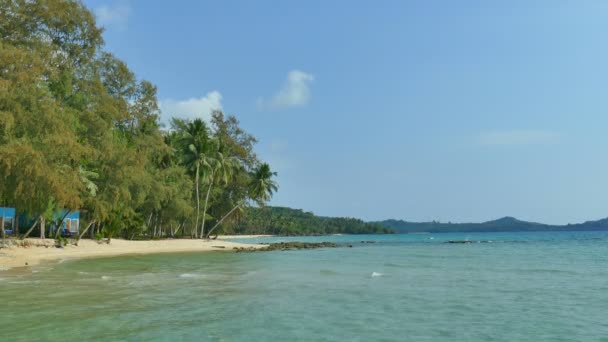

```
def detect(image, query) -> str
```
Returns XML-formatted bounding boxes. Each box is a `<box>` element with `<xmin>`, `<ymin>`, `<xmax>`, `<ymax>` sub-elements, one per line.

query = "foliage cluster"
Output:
<box><xmin>0</xmin><ymin>0</ymin><xmax>277</xmax><ymax>240</ymax></box>
<box><xmin>228</xmin><ymin>207</ymin><xmax>394</xmax><ymax>236</ymax></box>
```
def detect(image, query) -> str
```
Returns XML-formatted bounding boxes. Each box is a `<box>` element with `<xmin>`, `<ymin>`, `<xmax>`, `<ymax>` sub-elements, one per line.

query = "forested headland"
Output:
<box><xmin>226</xmin><ymin>207</ymin><xmax>394</xmax><ymax>236</ymax></box>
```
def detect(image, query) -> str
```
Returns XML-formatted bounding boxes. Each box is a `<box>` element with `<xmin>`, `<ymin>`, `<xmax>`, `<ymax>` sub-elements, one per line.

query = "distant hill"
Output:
<box><xmin>228</xmin><ymin>206</ymin><xmax>394</xmax><ymax>236</ymax></box>
<box><xmin>227</xmin><ymin>207</ymin><xmax>608</xmax><ymax>236</ymax></box>
<box><xmin>376</xmin><ymin>216</ymin><xmax>608</xmax><ymax>234</ymax></box>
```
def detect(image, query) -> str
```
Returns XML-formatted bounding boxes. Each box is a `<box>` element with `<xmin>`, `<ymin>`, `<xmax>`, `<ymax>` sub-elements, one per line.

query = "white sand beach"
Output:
<box><xmin>0</xmin><ymin>238</ymin><xmax>266</xmax><ymax>271</ymax></box>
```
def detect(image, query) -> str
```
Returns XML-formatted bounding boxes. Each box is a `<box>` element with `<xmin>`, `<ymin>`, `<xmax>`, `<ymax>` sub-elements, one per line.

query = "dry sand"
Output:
<box><xmin>0</xmin><ymin>237</ymin><xmax>267</xmax><ymax>271</ymax></box>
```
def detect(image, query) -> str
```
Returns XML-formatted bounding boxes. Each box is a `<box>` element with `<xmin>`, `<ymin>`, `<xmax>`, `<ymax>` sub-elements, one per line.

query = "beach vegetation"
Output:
<box><xmin>0</xmin><ymin>0</ymin><xmax>278</xmax><ymax>241</ymax></box>
<box><xmin>228</xmin><ymin>206</ymin><xmax>394</xmax><ymax>236</ymax></box>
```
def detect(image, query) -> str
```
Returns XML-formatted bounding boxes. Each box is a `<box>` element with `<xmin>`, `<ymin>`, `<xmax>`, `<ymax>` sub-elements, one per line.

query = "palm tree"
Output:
<box><xmin>200</xmin><ymin>148</ymin><xmax>240</xmax><ymax>238</ymax></box>
<box><xmin>179</xmin><ymin>119</ymin><xmax>214</xmax><ymax>238</ymax></box>
<box><xmin>206</xmin><ymin>163</ymin><xmax>277</xmax><ymax>238</ymax></box>
<box><xmin>249</xmin><ymin>163</ymin><xmax>278</xmax><ymax>205</ymax></box>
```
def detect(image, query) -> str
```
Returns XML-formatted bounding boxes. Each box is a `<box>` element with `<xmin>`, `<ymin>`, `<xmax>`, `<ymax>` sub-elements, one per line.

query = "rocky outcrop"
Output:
<box><xmin>234</xmin><ymin>241</ymin><xmax>338</xmax><ymax>252</ymax></box>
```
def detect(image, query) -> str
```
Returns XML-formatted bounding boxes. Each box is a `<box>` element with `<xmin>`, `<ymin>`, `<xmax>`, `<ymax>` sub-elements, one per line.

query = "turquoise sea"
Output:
<box><xmin>1</xmin><ymin>232</ymin><xmax>608</xmax><ymax>341</ymax></box>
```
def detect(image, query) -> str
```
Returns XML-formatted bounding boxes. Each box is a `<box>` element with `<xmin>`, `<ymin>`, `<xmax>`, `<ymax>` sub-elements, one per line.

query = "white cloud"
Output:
<box><xmin>159</xmin><ymin>91</ymin><xmax>223</xmax><ymax>124</ymax></box>
<box><xmin>95</xmin><ymin>3</ymin><xmax>131</xmax><ymax>31</ymax></box>
<box><xmin>479</xmin><ymin>130</ymin><xmax>560</xmax><ymax>146</ymax></box>
<box><xmin>258</xmin><ymin>70</ymin><xmax>314</xmax><ymax>110</ymax></box>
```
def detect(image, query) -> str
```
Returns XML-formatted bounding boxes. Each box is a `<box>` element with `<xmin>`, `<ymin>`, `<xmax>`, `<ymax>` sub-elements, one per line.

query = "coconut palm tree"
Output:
<box><xmin>249</xmin><ymin>163</ymin><xmax>278</xmax><ymax>205</ymax></box>
<box><xmin>206</xmin><ymin>163</ymin><xmax>277</xmax><ymax>238</ymax></box>
<box><xmin>200</xmin><ymin>148</ymin><xmax>241</xmax><ymax>238</ymax></box>
<box><xmin>179</xmin><ymin>119</ymin><xmax>215</xmax><ymax>238</ymax></box>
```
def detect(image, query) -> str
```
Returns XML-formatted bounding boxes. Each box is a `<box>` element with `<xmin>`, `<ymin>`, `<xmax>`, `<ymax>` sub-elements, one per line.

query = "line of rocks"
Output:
<box><xmin>234</xmin><ymin>241</ymin><xmax>339</xmax><ymax>252</ymax></box>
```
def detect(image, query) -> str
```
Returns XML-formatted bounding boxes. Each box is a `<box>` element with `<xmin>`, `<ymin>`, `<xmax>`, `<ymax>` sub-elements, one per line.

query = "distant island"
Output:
<box><xmin>376</xmin><ymin>216</ymin><xmax>608</xmax><ymax>234</ymax></box>
<box><xmin>224</xmin><ymin>207</ymin><xmax>608</xmax><ymax>236</ymax></box>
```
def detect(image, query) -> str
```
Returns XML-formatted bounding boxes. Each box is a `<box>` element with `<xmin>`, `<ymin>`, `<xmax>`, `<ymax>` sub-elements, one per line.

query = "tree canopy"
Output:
<box><xmin>0</xmin><ymin>0</ymin><xmax>278</xmax><ymax>240</ymax></box>
<box><xmin>229</xmin><ymin>207</ymin><xmax>394</xmax><ymax>236</ymax></box>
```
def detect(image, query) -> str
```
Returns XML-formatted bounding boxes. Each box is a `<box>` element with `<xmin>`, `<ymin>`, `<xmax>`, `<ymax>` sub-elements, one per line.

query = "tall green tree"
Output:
<box><xmin>0</xmin><ymin>0</ymin><xmax>277</xmax><ymax>242</ymax></box>
<box><xmin>206</xmin><ymin>163</ymin><xmax>277</xmax><ymax>238</ymax></box>
<box><xmin>200</xmin><ymin>147</ymin><xmax>241</xmax><ymax>238</ymax></box>
<box><xmin>249</xmin><ymin>163</ymin><xmax>278</xmax><ymax>205</ymax></box>
<box><xmin>177</xmin><ymin>119</ymin><xmax>215</xmax><ymax>238</ymax></box>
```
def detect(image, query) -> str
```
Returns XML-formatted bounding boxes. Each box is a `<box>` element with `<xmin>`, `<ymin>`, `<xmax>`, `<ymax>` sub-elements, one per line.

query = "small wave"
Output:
<box><xmin>518</xmin><ymin>269</ymin><xmax>579</xmax><ymax>275</ymax></box>
<box><xmin>78</xmin><ymin>271</ymin><xmax>89</xmax><ymax>275</ymax></box>
<box><xmin>371</xmin><ymin>272</ymin><xmax>383</xmax><ymax>278</ymax></box>
<box><xmin>101</xmin><ymin>275</ymin><xmax>111</xmax><ymax>280</ymax></box>
<box><xmin>178</xmin><ymin>273</ymin><xmax>205</xmax><ymax>279</ymax></box>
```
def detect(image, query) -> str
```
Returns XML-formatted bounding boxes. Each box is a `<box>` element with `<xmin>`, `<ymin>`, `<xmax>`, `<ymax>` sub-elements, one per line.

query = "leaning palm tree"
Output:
<box><xmin>200</xmin><ymin>148</ymin><xmax>240</xmax><ymax>238</ymax></box>
<box><xmin>206</xmin><ymin>163</ymin><xmax>277</xmax><ymax>238</ymax></box>
<box><xmin>179</xmin><ymin>119</ymin><xmax>215</xmax><ymax>238</ymax></box>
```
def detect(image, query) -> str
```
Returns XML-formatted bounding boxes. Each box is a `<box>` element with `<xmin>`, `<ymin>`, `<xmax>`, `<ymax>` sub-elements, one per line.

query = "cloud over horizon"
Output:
<box><xmin>479</xmin><ymin>130</ymin><xmax>560</xmax><ymax>146</ymax></box>
<box><xmin>94</xmin><ymin>2</ymin><xmax>131</xmax><ymax>31</ymax></box>
<box><xmin>159</xmin><ymin>91</ymin><xmax>223</xmax><ymax>125</ymax></box>
<box><xmin>258</xmin><ymin>70</ymin><xmax>314</xmax><ymax>110</ymax></box>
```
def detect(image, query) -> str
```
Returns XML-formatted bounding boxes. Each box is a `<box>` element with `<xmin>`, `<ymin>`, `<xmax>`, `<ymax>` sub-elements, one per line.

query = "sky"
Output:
<box><xmin>83</xmin><ymin>0</ymin><xmax>608</xmax><ymax>225</ymax></box>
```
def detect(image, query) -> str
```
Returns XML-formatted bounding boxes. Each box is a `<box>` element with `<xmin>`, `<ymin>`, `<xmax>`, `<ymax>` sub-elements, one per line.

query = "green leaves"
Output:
<box><xmin>0</xmin><ymin>0</ymin><xmax>277</xmax><ymax>240</ymax></box>
<box><xmin>249</xmin><ymin>163</ymin><xmax>278</xmax><ymax>205</ymax></box>
<box><xmin>232</xmin><ymin>207</ymin><xmax>393</xmax><ymax>236</ymax></box>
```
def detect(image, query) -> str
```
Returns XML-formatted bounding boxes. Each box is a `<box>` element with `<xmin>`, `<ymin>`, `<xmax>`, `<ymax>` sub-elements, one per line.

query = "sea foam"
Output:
<box><xmin>178</xmin><ymin>273</ymin><xmax>205</xmax><ymax>279</ymax></box>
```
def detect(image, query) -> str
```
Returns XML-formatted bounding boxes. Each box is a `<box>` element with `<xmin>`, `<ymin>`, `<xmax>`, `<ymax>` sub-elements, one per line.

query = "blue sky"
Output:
<box><xmin>84</xmin><ymin>0</ymin><xmax>608</xmax><ymax>224</ymax></box>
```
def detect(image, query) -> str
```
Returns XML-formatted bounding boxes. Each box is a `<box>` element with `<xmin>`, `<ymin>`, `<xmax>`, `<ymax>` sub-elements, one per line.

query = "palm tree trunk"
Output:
<box><xmin>175</xmin><ymin>220</ymin><xmax>185</xmax><ymax>237</ymax></box>
<box><xmin>13</xmin><ymin>210</ymin><xmax>19</xmax><ymax>239</ymax></box>
<box><xmin>78</xmin><ymin>221</ymin><xmax>95</xmax><ymax>241</ymax></box>
<box><xmin>153</xmin><ymin>213</ymin><xmax>157</xmax><ymax>238</ymax></box>
<box><xmin>40</xmin><ymin>216</ymin><xmax>46</xmax><ymax>240</ymax></box>
<box><xmin>146</xmin><ymin>212</ymin><xmax>153</xmax><ymax>229</ymax></box>
<box><xmin>206</xmin><ymin>204</ymin><xmax>241</xmax><ymax>238</ymax></box>
<box><xmin>201</xmin><ymin>171</ymin><xmax>214</xmax><ymax>239</ymax></box>
<box><xmin>1</xmin><ymin>221</ymin><xmax>5</xmax><ymax>248</ymax></box>
<box><xmin>21</xmin><ymin>216</ymin><xmax>40</xmax><ymax>240</ymax></box>
<box><xmin>194</xmin><ymin>165</ymin><xmax>200</xmax><ymax>239</ymax></box>
<box><xmin>54</xmin><ymin>211</ymin><xmax>71</xmax><ymax>239</ymax></box>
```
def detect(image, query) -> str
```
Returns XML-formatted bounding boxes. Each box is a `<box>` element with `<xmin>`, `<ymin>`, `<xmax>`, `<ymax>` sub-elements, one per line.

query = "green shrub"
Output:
<box><xmin>55</xmin><ymin>236</ymin><xmax>68</xmax><ymax>247</ymax></box>
<box><xmin>95</xmin><ymin>232</ymin><xmax>104</xmax><ymax>241</ymax></box>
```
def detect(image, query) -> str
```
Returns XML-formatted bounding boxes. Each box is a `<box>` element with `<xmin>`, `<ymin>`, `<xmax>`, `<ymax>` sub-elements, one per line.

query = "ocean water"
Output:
<box><xmin>1</xmin><ymin>232</ymin><xmax>608</xmax><ymax>341</ymax></box>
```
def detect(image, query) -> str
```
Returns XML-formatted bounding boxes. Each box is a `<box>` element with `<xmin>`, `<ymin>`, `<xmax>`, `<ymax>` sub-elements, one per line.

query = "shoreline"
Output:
<box><xmin>217</xmin><ymin>234</ymin><xmax>275</xmax><ymax>239</ymax></box>
<box><xmin>0</xmin><ymin>237</ymin><xmax>267</xmax><ymax>272</ymax></box>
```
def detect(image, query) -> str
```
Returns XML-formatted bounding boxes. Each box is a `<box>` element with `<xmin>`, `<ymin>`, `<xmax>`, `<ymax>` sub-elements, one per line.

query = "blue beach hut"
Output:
<box><xmin>50</xmin><ymin>210</ymin><xmax>81</xmax><ymax>236</ymax></box>
<box><xmin>0</xmin><ymin>207</ymin><xmax>16</xmax><ymax>235</ymax></box>
<box><xmin>0</xmin><ymin>207</ymin><xmax>81</xmax><ymax>236</ymax></box>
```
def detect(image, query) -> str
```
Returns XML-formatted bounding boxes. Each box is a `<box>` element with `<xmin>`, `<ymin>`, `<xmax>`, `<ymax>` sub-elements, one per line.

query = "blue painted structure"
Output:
<box><xmin>0</xmin><ymin>207</ymin><xmax>80</xmax><ymax>236</ymax></box>
<box><xmin>0</xmin><ymin>207</ymin><xmax>16</xmax><ymax>235</ymax></box>
<box><xmin>54</xmin><ymin>210</ymin><xmax>81</xmax><ymax>236</ymax></box>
